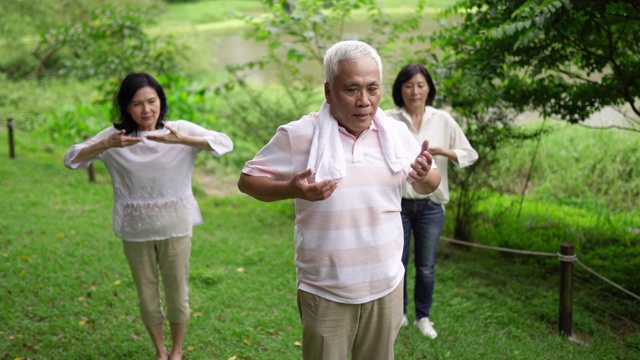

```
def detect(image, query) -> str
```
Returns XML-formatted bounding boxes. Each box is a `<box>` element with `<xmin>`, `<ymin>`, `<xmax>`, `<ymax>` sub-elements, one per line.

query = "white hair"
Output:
<box><xmin>323</xmin><ymin>40</ymin><xmax>383</xmax><ymax>85</ymax></box>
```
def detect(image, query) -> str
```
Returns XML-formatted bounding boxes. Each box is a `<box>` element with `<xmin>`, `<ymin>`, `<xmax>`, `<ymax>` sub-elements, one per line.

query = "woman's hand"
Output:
<box><xmin>106</xmin><ymin>130</ymin><xmax>143</xmax><ymax>148</ymax></box>
<box><xmin>146</xmin><ymin>123</ymin><xmax>183</xmax><ymax>144</ymax></box>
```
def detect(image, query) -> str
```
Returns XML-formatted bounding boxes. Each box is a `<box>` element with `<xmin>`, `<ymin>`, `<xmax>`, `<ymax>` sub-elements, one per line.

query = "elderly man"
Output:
<box><xmin>238</xmin><ymin>40</ymin><xmax>441</xmax><ymax>360</ymax></box>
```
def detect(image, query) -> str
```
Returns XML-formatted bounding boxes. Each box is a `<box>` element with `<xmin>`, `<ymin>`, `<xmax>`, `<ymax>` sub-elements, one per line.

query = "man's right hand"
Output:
<box><xmin>289</xmin><ymin>169</ymin><xmax>338</xmax><ymax>201</ymax></box>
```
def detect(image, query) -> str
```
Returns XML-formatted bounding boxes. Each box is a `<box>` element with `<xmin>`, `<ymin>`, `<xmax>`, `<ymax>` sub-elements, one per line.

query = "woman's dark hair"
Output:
<box><xmin>113</xmin><ymin>72</ymin><xmax>168</xmax><ymax>135</ymax></box>
<box><xmin>391</xmin><ymin>64</ymin><xmax>437</xmax><ymax>108</ymax></box>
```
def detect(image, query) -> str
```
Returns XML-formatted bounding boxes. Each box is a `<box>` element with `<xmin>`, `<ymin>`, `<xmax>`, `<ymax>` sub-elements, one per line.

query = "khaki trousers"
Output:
<box><xmin>297</xmin><ymin>283</ymin><xmax>403</xmax><ymax>360</ymax></box>
<box><xmin>122</xmin><ymin>235</ymin><xmax>191</xmax><ymax>325</ymax></box>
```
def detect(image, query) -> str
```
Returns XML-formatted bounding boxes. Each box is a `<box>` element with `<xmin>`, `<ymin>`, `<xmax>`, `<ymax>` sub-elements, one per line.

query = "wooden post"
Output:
<box><xmin>85</xmin><ymin>136</ymin><xmax>96</xmax><ymax>183</ymax></box>
<box><xmin>8</xmin><ymin>118</ymin><xmax>15</xmax><ymax>159</ymax></box>
<box><xmin>558</xmin><ymin>242</ymin><xmax>574</xmax><ymax>336</ymax></box>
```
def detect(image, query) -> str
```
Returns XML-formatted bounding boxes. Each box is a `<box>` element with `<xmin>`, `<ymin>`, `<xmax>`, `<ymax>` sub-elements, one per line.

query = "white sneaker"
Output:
<box><xmin>401</xmin><ymin>315</ymin><xmax>409</xmax><ymax>327</ymax></box>
<box><xmin>414</xmin><ymin>317</ymin><xmax>437</xmax><ymax>338</ymax></box>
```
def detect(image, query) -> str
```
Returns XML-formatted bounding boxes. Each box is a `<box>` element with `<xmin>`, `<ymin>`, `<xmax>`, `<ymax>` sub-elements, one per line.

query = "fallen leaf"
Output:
<box><xmin>57</xmin><ymin>232</ymin><xmax>64</xmax><ymax>239</ymax></box>
<box><xmin>193</xmin><ymin>312</ymin><xmax>203</xmax><ymax>317</ymax></box>
<box><xmin>228</xmin><ymin>356</ymin><xmax>237</xmax><ymax>360</ymax></box>
<box><xmin>113</xmin><ymin>280</ymin><xmax>121</xmax><ymax>286</ymax></box>
<box><xmin>243</xmin><ymin>338</ymin><xmax>251</xmax><ymax>345</ymax></box>
<box><xmin>79</xmin><ymin>318</ymin><xmax>89</xmax><ymax>327</ymax></box>
<box><xmin>294</xmin><ymin>341</ymin><xmax>302</xmax><ymax>347</ymax></box>
<box><xmin>21</xmin><ymin>255</ymin><xmax>30</xmax><ymax>262</ymax></box>
<box><xmin>236</xmin><ymin>267</ymin><xmax>244</xmax><ymax>273</ymax></box>
<box><xmin>22</xmin><ymin>342</ymin><xmax>40</xmax><ymax>350</ymax></box>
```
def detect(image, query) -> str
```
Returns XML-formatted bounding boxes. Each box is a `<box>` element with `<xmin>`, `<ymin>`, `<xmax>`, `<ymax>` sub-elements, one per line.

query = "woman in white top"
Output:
<box><xmin>64</xmin><ymin>72</ymin><xmax>233</xmax><ymax>360</ymax></box>
<box><xmin>386</xmin><ymin>64</ymin><xmax>478</xmax><ymax>339</ymax></box>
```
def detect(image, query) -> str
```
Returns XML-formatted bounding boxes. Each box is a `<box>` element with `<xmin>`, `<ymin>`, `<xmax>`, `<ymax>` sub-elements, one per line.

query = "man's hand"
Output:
<box><xmin>238</xmin><ymin>169</ymin><xmax>338</xmax><ymax>202</ymax></box>
<box><xmin>409</xmin><ymin>140</ymin><xmax>434</xmax><ymax>183</ymax></box>
<box><xmin>289</xmin><ymin>169</ymin><xmax>338</xmax><ymax>201</ymax></box>
<box><xmin>408</xmin><ymin>140</ymin><xmax>441</xmax><ymax>195</ymax></box>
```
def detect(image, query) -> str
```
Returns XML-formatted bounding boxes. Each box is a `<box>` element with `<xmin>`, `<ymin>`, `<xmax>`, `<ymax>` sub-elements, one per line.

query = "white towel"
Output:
<box><xmin>307</xmin><ymin>101</ymin><xmax>408</xmax><ymax>182</ymax></box>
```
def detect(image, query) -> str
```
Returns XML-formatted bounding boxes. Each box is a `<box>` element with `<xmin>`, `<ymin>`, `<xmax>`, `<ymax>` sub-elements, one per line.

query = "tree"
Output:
<box><xmin>433</xmin><ymin>0</ymin><xmax>640</xmax><ymax>132</ymax></box>
<box><xmin>0</xmin><ymin>0</ymin><xmax>159</xmax><ymax>79</ymax></box>
<box><xmin>33</xmin><ymin>4</ymin><xmax>183</xmax><ymax>82</ymax></box>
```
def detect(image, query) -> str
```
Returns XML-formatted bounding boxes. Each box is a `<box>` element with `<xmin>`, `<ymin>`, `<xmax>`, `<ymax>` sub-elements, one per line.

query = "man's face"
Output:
<box><xmin>324</xmin><ymin>57</ymin><xmax>381</xmax><ymax>138</ymax></box>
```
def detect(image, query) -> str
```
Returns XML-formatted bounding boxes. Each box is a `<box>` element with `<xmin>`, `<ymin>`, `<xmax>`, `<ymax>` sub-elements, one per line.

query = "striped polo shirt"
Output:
<box><xmin>242</xmin><ymin>113</ymin><xmax>423</xmax><ymax>304</ymax></box>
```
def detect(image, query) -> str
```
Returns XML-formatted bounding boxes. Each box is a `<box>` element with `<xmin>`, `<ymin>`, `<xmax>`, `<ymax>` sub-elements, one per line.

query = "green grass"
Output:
<box><xmin>1</xmin><ymin>132</ymin><xmax>638</xmax><ymax>359</ymax></box>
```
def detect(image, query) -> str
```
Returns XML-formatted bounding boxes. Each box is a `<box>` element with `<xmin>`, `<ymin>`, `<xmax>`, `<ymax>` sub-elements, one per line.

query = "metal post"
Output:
<box><xmin>8</xmin><ymin>118</ymin><xmax>15</xmax><ymax>159</ymax></box>
<box><xmin>558</xmin><ymin>242</ymin><xmax>574</xmax><ymax>336</ymax></box>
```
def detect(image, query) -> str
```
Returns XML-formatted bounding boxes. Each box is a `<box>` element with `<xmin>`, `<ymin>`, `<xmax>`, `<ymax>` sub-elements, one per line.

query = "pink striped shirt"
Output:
<box><xmin>242</xmin><ymin>113</ymin><xmax>423</xmax><ymax>304</ymax></box>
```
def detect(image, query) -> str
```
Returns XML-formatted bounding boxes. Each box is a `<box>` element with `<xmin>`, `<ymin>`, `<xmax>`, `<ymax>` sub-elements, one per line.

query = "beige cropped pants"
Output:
<box><xmin>122</xmin><ymin>235</ymin><xmax>192</xmax><ymax>325</ymax></box>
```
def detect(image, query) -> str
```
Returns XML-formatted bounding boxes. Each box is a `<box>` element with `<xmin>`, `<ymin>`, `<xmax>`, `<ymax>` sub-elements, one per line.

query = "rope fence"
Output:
<box><xmin>440</xmin><ymin>236</ymin><xmax>640</xmax><ymax>336</ymax></box>
<box><xmin>4</xmin><ymin>118</ymin><xmax>97</xmax><ymax>182</ymax></box>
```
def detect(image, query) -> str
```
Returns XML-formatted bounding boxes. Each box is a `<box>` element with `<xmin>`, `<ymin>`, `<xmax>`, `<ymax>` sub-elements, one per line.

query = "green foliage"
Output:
<box><xmin>210</xmin><ymin>80</ymin><xmax>323</xmax><ymax>170</ymax></box>
<box><xmin>0</xmin><ymin>0</ymin><xmax>160</xmax><ymax>79</ymax></box>
<box><xmin>0</xmin><ymin>74</ymin><xmax>104</xmax><ymax>137</ymax></box>
<box><xmin>491</xmin><ymin>121</ymin><xmax>640</xmax><ymax>212</ymax></box>
<box><xmin>34</xmin><ymin>3</ymin><xmax>185</xmax><ymax>81</ymax></box>
<box><xmin>396</xmin><ymin>0</ymin><xmax>637</xmax><ymax>241</ymax></box>
<box><xmin>45</xmin><ymin>101</ymin><xmax>112</xmax><ymax>145</ymax></box>
<box><xmin>435</xmin><ymin>0</ymin><xmax>640</xmax><ymax>130</ymax></box>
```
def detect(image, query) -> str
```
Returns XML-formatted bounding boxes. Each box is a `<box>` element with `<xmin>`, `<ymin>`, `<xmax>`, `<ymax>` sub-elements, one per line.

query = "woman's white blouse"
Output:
<box><xmin>64</xmin><ymin>120</ymin><xmax>233</xmax><ymax>241</ymax></box>
<box><xmin>386</xmin><ymin>106</ymin><xmax>478</xmax><ymax>205</ymax></box>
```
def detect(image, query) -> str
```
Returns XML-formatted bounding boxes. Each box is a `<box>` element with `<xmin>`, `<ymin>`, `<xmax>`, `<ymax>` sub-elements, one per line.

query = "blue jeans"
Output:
<box><xmin>401</xmin><ymin>198</ymin><xmax>445</xmax><ymax>320</ymax></box>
